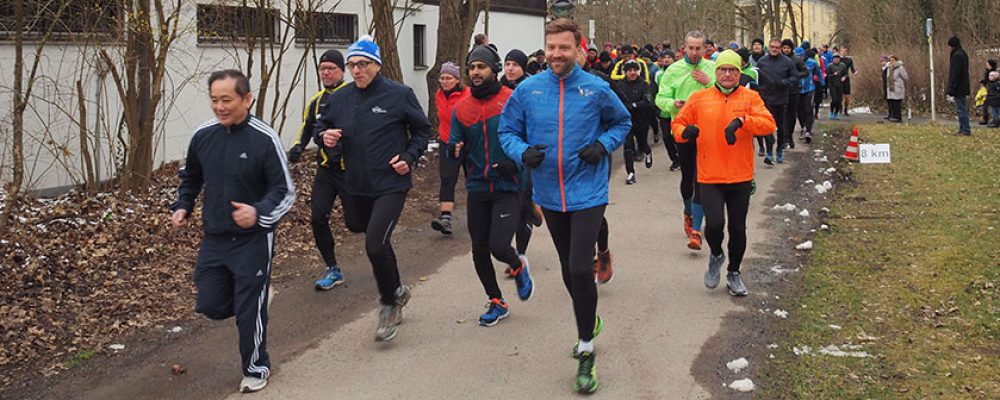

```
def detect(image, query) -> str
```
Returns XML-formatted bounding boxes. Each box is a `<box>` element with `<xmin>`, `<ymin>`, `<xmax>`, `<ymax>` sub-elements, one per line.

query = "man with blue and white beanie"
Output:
<box><xmin>314</xmin><ymin>35</ymin><xmax>430</xmax><ymax>342</ymax></box>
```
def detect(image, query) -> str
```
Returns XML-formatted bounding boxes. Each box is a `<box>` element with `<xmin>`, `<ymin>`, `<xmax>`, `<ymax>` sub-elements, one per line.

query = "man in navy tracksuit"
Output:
<box><xmin>171</xmin><ymin>69</ymin><xmax>295</xmax><ymax>393</ymax></box>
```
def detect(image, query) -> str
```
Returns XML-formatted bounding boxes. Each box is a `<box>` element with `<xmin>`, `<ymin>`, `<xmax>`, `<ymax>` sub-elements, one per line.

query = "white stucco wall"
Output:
<box><xmin>0</xmin><ymin>1</ymin><xmax>544</xmax><ymax>192</ymax></box>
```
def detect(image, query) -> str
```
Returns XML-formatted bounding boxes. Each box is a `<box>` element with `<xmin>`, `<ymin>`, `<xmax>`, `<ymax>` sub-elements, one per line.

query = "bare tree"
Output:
<box><xmin>424</xmin><ymin>0</ymin><xmax>487</xmax><ymax>135</ymax></box>
<box><xmin>370</xmin><ymin>0</ymin><xmax>404</xmax><ymax>81</ymax></box>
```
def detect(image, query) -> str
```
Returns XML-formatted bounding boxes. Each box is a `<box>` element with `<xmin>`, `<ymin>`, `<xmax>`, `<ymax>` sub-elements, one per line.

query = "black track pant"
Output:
<box><xmin>344</xmin><ymin>192</ymin><xmax>407</xmax><ymax>305</ymax></box>
<box><xmin>467</xmin><ymin>191</ymin><xmax>521</xmax><ymax>300</ymax></box>
<box><xmin>785</xmin><ymin>92</ymin><xmax>801</xmax><ymax>140</ymax></box>
<box><xmin>829</xmin><ymin>83</ymin><xmax>844</xmax><ymax>115</ymax></box>
<box><xmin>597</xmin><ymin>217</ymin><xmax>609</xmax><ymax>253</ymax></box>
<box><xmin>311</xmin><ymin>166</ymin><xmax>351</xmax><ymax>267</ymax></box>
<box><xmin>542</xmin><ymin>205</ymin><xmax>605</xmax><ymax>341</ymax></box>
<box><xmin>439</xmin><ymin>146</ymin><xmax>462</xmax><ymax>202</ymax></box>
<box><xmin>700</xmin><ymin>182</ymin><xmax>752</xmax><ymax>272</ymax></box>
<box><xmin>515</xmin><ymin>178</ymin><xmax>534</xmax><ymax>255</ymax></box>
<box><xmin>677</xmin><ymin>141</ymin><xmax>698</xmax><ymax>203</ymax></box>
<box><xmin>764</xmin><ymin>102</ymin><xmax>787</xmax><ymax>154</ymax></box>
<box><xmin>623</xmin><ymin>116</ymin><xmax>651</xmax><ymax>174</ymax></box>
<box><xmin>195</xmin><ymin>232</ymin><xmax>274</xmax><ymax>379</ymax></box>
<box><xmin>797</xmin><ymin>91</ymin><xmax>815</xmax><ymax>133</ymax></box>
<box><xmin>659</xmin><ymin>116</ymin><xmax>679</xmax><ymax>163</ymax></box>
<box><xmin>813</xmin><ymin>85</ymin><xmax>825</xmax><ymax>115</ymax></box>
<box><xmin>888</xmin><ymin>99</ymin><xmax>903</xmax><ymax>120</ymax></box>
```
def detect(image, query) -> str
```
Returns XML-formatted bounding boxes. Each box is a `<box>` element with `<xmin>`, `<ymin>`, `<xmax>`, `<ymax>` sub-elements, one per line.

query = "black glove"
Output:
<box><xmin>522</xmin><ymin>144</ymin><xmax>547</xmax><ymax>168</ymax></box>
<box><xmin>682</xmin><ymin>125</ymin><xmax>700</xmax><ymax>140</ymax></box>
<box><xmin>287</xmin><ymin>145</ymin><xmax>304</xmax><ymax>163</ymax></box>
<box><xmin>447</xmin><ymin>142</ymin><xmax>462</xmax><ymax>160</ymax></box>
<box><xmin>724</xmin><ymin>118</ymin><xmax>743</xmax><ymax>145</ymax></box>
<box><xmin>492</xmin><ymin>159</ymin><xmax>518</xmax><ymax>178</ymax></box>
<box><xmin>578</xmin><ymin>141</ymin><xmax>607</xmax><ymax>165</ymax></box>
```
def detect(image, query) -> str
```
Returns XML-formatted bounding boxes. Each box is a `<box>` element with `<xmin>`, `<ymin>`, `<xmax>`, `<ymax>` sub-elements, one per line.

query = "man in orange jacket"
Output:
<box><xmin>672</xmin><ymin>49</ymin><xmax>776</xmax><ymax>297</ymax></box>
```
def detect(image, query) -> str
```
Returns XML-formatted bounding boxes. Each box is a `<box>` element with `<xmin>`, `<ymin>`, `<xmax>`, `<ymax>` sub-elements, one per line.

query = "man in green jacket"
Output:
<box><xmin>654</xmin><ymin>30</ymin><xmax>715</xmax><ymax>252</ymax></box>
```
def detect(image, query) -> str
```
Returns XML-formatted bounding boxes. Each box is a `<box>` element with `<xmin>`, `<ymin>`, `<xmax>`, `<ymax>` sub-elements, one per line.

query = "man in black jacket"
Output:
<box><xmin>947</xmin><ymin>36</ymin><xmax>972</xmax><ymax>135</ymax></box>
<box><xmin>316</xmin><ymin>36</ymin><xmax>430</xmax><ymax>342</ymax></box>
<box><xmin>781</xmin><ymin>39</ymin><xmax>808</xmax><ymax>149</ymax></box>
<box><xmin>756</xmin><ymin>38</ymin><xmax>798</xmax><ymax>164</ymax></box>
<box><xmin>171</xmin><ymin>69</ymin><xmax>296</xmax><ymax>393</ymax></box>
<box><xmin>615</xmin><ymin>60</ymin><xmax>653</xmax><ymax>184</ymax></box>
<box><xmin>286</xmin><ymin>49</ymin><xmax>354</xmax><ymax>291</ymax></box>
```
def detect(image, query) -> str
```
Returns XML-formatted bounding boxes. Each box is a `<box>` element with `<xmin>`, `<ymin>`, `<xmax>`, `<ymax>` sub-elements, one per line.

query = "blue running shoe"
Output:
<box><xmin>314</xmin><ymin>266</ymin><xmax>344</xmax><ymax>290</ymax></box>
<box><xmin>478</xmin><ymin>298</ymin><xmax>510</xmax><ymax>326</ymax></box>
<box><xmin>512</xmin><ymin>260</ymin><xmax>534</xmax><ymax>301</ymax></box>
<box><xmin>776</xmin><ymin>152</ymin><xmax>784</xmax><ymax>164</ymax></box>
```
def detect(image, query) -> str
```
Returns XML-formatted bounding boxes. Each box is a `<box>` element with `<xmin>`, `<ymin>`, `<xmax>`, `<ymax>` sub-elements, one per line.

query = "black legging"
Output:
<box><xmin>677</xmin><ymin>141</ymin><xmax>698</xmax><ymax>202</ymax></box>
<box><xmin>438</xmin><ymin>145</ymin><xmax>461</xmax><ymax>202</ymax></box>
<box><xmin>467</xmin><ymin>191</ymin><xmax>520</xmax><ymax>300</ymax></box>
<box><xmin>764</xmin><ymin>102</ymin><xmax>787</xmax><ymax>155</ymax></box>
<box><xmin>542</xmin><ymin>205</ymin><xmax>605</xmax><ymax>341</ymax></box>
<box><xmin>700</xmin><ymin>182</ymin><xmax>752</xmax><ymax>273</ymax></box>
<box><xmin>622</xmin><ymin>116</ymin><xmax>651</xmax><ymax>174</ymax></box>
<box><xmin>596</xmin><ymin>217</ymin><xmax>609</xmax><ymax>253</ymax></box>
<box><xmin>797</xmin><ymin>91</ymin><xmax>815</xmax><ymax>133</ymax></box>
<box><xmin>515</xmin><ymin>178</ymin><xmax>534</xmax><ymax>255</ymax></box>
<box><xmin>344</xmin><ymin>192</ymin><xmax>407</xmax><ymax>305</ymax></box>
<box><xmin>829</xmin><ymin>83</ymin><xmax>844</xmax><ymax>115</ymax></box>
<box><xmin>785</xmin><ymin>92</ymin><xmax>801</xmax><ymax>143</ymax></box>
<box><xmin>659</xmin><ymin>116</ymin><xmax>678</xmax><ymax>163</ymax></box>
<box><xmin>813</xmin><ymin>85</ymin><xmax>825</xmax><ymax>116</ymax></box>
<box><xmin>310</xmin><ymin>166</ymin><xmax>351</xmax><ymax>267</ymax></box>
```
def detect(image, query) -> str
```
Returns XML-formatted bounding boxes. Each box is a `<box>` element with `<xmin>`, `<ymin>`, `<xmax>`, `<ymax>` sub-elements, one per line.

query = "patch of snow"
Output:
<box><xmin>815</xmin><ymin>156</ymin><xmax>829</xmax><ymax>162</ymax></box>
<box><xmin>773</xmin><ymin>309</ymin><xmax>789</xmax><ymax>318</ymax></box>
<box><xmin>813</xmin><ymin>149</ymin><xmax>824</xmax><ymax>154</ymax></box>
<box><xmin>109</xmin><ymin>343</ymin><xmax>126</xmax><ymax>351</ymax></box>
<box><xmin>728</xmin><ymin>378</ymin><xmax>755</xmax><ymax>392</ymax></box>
<box><xmin>848</xmin><ymin>106</ymin><xmax>872</xmax><ymax>114</ymax></box>
<box><xmin>818</xmin><ymin>344</ymin><xmax>870</xmax><ymax>358</ymax></box>
<box><xmin>820</xmin><ymin>224</ymin><xmax>830</xmax><ymax>230</ymax></box>
<box><xmin>767</xmin><ymin>343</ymin><xmax>779</xmax><ymax>349</ymax></box>
<box><xmin>799</xmin><ymin>209</ymin><xmax>810</xmax><ymax>217</ymax></box>
<box><xmin>726</xmin><ymin>357</ymin><xmax>749</xmax><ymax>373</ymax></box>
<box><xmin>815</xmin><ymin>184</ymin><xmax>828</xmax><ymax>194</ymax></box>
<box><xmin>793</xmin><ymin>345</ymin><xmax>811</xmax><ymax>355</ymax></box>
<box><xmin>829</xmin><ymin>324</ymin><xmax>842</xmax><ymax>330</ymax></box>
<box><xmin>796</xmin><ymin>241</ymin><xmax>814</xmax><ymax>250</ymax></box>
<box><xmin>824</xmin><ymin>167</ymin><xmax>837</xmax><ymax>175</ymax></box>
<box><xmin>820</xmin><ymin>207</ymin><xmax>830</xmax><ymax>213</ymax></box>
<box><xmin>168</xmin><ymin>326</ymin><xmax>183</xmax><ymax>333</ymax></box>
<box><xmin>772</xmin><ymin>203</ymin><xmax>797</xmax><ymax>212</ymax></box>
<box><xmin>822</xmin><ymin>181</ymin><xmax>833</xmax><ymax>190</ymax></box>
<box><xmin>804</xmin><ymin>179</ymin><xmax>815</xmax><ymax>184</ymax></box>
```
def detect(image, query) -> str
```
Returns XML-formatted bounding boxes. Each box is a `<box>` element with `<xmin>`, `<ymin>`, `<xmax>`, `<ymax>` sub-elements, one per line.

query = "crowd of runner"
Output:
<box><xmin>171</xmin><ymin>19</ymin><xmax>859</xmax><ymax>394</ymax></box>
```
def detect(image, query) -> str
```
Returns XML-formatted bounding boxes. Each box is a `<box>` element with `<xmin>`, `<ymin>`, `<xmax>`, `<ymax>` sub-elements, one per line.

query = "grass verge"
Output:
<box><xmin>762</xmin><ymin>122</ymin><xmax>998</xmax><ymax>399</ymax></box>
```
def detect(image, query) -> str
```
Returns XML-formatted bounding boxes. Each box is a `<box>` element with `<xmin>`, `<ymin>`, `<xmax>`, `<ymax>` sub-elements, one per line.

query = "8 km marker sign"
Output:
<box><xmin>859</xmin><ymin>144</ymin><xmax>891</xmax><ymax>164</ymax></box>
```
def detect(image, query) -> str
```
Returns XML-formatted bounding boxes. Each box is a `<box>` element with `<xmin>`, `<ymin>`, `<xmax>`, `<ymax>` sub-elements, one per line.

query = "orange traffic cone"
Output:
<box><xmin>843</xmin><ymin>127</ymin><xmax>860</xmax><ymax>162</ymax></box>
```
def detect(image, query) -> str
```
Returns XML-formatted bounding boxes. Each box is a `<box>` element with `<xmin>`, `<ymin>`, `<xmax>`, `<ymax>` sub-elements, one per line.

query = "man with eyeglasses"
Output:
<box><xmin>755</xmin><ymin>38</ymin><xmax>798</xmax><ymax>165</ymax></box>
<box><xmin>672</xmin><ymin>50</ymin><xmax>776</xmax><ymax>297</ymax></box>
<box><xmin>315</xmin><ymin>36</ymin><xmax>430</xmax><ymax>342</ymax></box>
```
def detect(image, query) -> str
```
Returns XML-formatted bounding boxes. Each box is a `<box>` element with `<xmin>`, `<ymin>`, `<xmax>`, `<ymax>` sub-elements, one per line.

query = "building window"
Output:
<box><xmin>0</xmin><ymin>0</ymin><xmax>122</xmax><ymax>42</ymax></box>
<box><xmin>295</xmin><ymin>11</ymin><xmax>357</xmax><ymax>45</ymax></box>
<box><xmin>197</xmin><ymin>4</ymin><xmax>278</xmax><ymax>44</ymax></box>
<box><xmin>413</xmin><ymin>24</ymin><xmax>426</xmax><ymax>68</ymax></box>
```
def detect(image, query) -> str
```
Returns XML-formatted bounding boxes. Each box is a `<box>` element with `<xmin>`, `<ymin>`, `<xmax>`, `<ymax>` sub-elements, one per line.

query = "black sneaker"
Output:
<box><xmin>644</xmin><ymin>153</ymin><xmax>653</xmax><ymax>169</ymax></box>
<box><xmin>431</xmin><ymin>216</ymin><xmax>453</xmax><ymax>235</ymax></box>
<box><xmin>669</xmin><ymin>160</ymin><xmax>681</xmax><ymax>171</ymax></box>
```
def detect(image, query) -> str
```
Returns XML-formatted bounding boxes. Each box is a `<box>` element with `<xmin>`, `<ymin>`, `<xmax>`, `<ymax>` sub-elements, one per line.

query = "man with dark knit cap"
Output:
<box><xmin>448</xmin><ymin>45</ymin><xmax>534</xmax><ymax>326</ymax></box>
<box><xmin>286</xmin><ymin>49</ymin><xmax>354</xmax><ymax>292</ymax></box>
<box><xmin>595</xmin><ymin>51</ymin><xmax>614</xmax><ymax>75</ymax></box>
<box><xmin>501</xmin><ymin>49</ymin><xmax>529</xmax><ymax>88</ymax></box>
<box><xmin>316</xmin><ymin>36</ymin><xmax>430</xmax><ymax>342</ymax></box>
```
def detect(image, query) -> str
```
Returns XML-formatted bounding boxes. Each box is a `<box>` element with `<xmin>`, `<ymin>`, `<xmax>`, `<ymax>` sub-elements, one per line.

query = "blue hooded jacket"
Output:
<box><xmin>796</xmin><ymin>48</ymin><xmax>825</xmax><ymax>93</ymax></box>
<box><xmin>499</xmin><ymin>64</ymin><xmax>631</xmax><ymax>212</ymax></box>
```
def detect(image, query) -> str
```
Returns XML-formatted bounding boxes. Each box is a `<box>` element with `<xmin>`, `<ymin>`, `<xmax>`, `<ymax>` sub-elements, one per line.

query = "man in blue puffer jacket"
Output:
<box><xmin>498</xmin><ymin>18</ymin><xmax>630</xmax><ymax>394</ymax></box>
<box><xmin>795</xmin><ymin>47</ymin><xmax>825</xmax><ymax>142</ymax></box>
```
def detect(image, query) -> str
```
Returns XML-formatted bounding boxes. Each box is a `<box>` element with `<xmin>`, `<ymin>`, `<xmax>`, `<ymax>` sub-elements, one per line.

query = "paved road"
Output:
<box><xmin>231</xmin><ymin>145</ymin><xmax>788</xmax><ymax>400</ymax></box>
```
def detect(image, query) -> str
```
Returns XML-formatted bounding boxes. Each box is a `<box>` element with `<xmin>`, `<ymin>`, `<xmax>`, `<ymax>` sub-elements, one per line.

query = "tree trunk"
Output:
<box><xmin>2</xmin><ymin>0</ymin><xmax>27</xmax><ymax>232</ymax></box>
<box><xmin>77</xmin><ymin>80</ymin><xmax>97</xmax><ymax>192</ymax></box>
<box><xmin>371</xmin><ymin>0</ymin><xmax>403</xmax><ymax>82</ymax></box>
<box><xmin>785</xmin><ymin>0</ymin><xmax>800</xmax><ymax>43</ymax></box>
<box><xmin>424</xmin><ymin>0</ymin><xmax>486</xmax><ymax>138</ymax></box>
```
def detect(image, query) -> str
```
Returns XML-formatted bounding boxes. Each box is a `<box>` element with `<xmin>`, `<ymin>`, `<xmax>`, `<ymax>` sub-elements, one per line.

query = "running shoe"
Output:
<box><xmin>644</xmin><ymin>153</ymin><xmax>653</xmax><ymax>169</ymax></box>
<box><xmin>240</xmin><ymin>375</ymin><xmax>268</xmax><ymax>393</ymax></box>
<box><xmin>431</xmin><ymin>215</ymin><xmax>453</xmax><ymax>235</ymax></box>
<box><xmin>763</xmin><ymin>155</ymin><xmax>774</xmax><ymax>166</ymax></box>
<box><xmin>511</xmin><ymin>260</ymin><xmax>534</xmax><ymax>301</ymax></box>
<box><xmin>625</xmin><ymin>173</ymin><xmax>636</xmax><ymax>185</ymax></box>
<box><xmin>390</xmin><ymin>285</ymin><xmax>411</xmax><ymax>325</ymax></box>
<box><xmin>573</xmin><ymin>352</ymin><xmax>599</xmax><ymax>394</ymax></box>
<box><xmin>803</xmin><ymin>131</ymin><xmax>812</xmax><ymax>144</ymax></box>
<box><xmin>684</xmin><ymin>213</ymin><xmax>693</xmax><ymax>236</ymax></box>
<box><xmin>506</xmin><ymin>255</ymin><xmax>528</xmax><ymax>280</ymax></box>
<box><xmin>705</xmin><ymin>252</ymin><xmax>726</xmax><ymax>289</ymax></box>
<box><xmin>669</xmin><ymin>160</ymin><xmax>681</xmax><ymax>171</ymax></box>
<box><xmin>727</xmin><ymin>272</ymin><xmax>748</xmax><ymax>297</ymax></box>
<box><xmin>595</xmin><ymin>250</ymin><xmax>613</xmax><ymax>284</ymax></box>
<box><xmin>572</xmin><ymin>314</ymin><xmax>604</xmax><ymax>358</ymax></box>
<box><xmin>776</xmin><ymin>153</ymin><xmax>784</xmax><ymax>164</ymax></box>
<box><xmin>687</xmin><ymin>230</ymin><xmax>703</xmax><ymax>250</ymax></box>
<box><xmin>478</xmin><ymin>298</ymin><xmax>510</xmax><ymax>326</ymax></box>
<box><xmin>374</xmin><ymin>303</ymin><xmax>397</xmax><ymax>342</ymax></box>
<box><xmin>314</xmin><ymin>265</ymin><xmax>344</xmax><ymax>290</ymax></box>
<box><xmin>653</xmin><ymin>131</ymin><xmax>660</xmax><ymax>144</ymax></box>
<box><xmin>828</xmin><ymin>111</ymin><xmax>834</xmax><ymax>120</ymax></box>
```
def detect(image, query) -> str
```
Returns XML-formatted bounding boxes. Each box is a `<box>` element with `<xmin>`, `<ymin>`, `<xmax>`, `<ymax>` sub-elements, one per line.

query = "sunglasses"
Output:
<box><xmin>346</xmin><ymin>61</ymin><xmax>374</xmax><ymax>70</ymax></box>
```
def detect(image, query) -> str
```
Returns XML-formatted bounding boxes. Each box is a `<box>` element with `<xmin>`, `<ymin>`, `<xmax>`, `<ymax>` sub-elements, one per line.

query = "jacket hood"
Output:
<box><xmin>948</xmin><ymin>36</ymin><xmax>961</xmax><ymax>48</ymax></box>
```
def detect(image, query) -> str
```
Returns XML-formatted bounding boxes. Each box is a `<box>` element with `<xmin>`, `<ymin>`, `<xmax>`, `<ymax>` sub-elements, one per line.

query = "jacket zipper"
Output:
<box><xmin>558</xmin><ymin>79</ymin><xmax>567</xmax><ymax>212</ymax></box>
<box><xmin>482</xmin><ymin>100</ymin><xmax>493</xmax><ymax>193</ymax></box>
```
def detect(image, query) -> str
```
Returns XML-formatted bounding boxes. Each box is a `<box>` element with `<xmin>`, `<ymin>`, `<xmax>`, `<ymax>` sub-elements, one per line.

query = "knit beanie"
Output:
<box><xmin>440</xmin><ymin>62</ymin><xmax>460</xmax><ymax>79</ymax></box>
<box><xmin>623</xmin><ymin>60</ymin><xmax>640</xmax><ymax>71</ymax></box>
<box><xmin>504</xmin><ymin>49</ymin><xmax>529</xmax><ymax>72</ymax></box>
<box><xmin>319</xmin><ymin>49</ymin><xmax>345</xmax><ymax>71</ymax></box>
<box><xmin>752</xmin><ymin>38</ymin><xmax>765</xmax><ymax>47</ymax></box>
<box><xmin>715</xmin><ymin>50</ymin><xmax>742</xmax><ymax>71</ymax></box>
<box><xmin>468</xmin><ymin>45</ymin><xmax>502</xmax><ymax>73</ymax></box>
<box><xmin>599</xmin><ymin>51</ymin><xmax>612</xmax><ymax>63</ymax></box>
<box><xmin>347</xmin><ymin>35</ymin><xmax>382</xmax><ymax>64</ymax></box>
<box><xmin>781</xmin><ymin>39</ymin><xmax>796</xmax><ymax>49</ymax></box>
<box><xmin>948</xmin><ymin>36</ymin><xmax>961</xmax><ymax>48</ymax></box>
